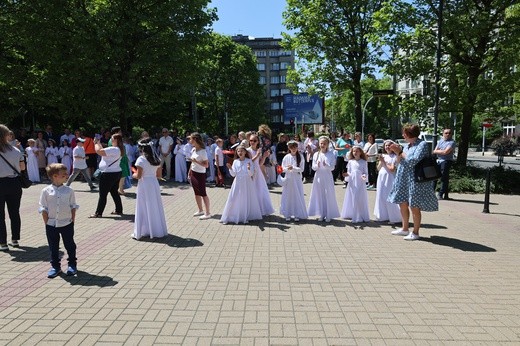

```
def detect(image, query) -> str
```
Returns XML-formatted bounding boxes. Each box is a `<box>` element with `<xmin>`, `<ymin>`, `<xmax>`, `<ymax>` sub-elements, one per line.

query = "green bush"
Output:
<box><xmin>448</xmin><ymin>163</ymin><xmax>520</xmax><ymax>195</ymax></box>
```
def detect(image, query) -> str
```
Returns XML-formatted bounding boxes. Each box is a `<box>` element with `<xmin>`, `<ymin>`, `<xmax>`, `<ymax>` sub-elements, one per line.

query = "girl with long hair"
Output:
<box><xmin>188</xmin><ymin>133</ymin><xmax>211</xmax><ymax>220</ymax></box>
<box><xmin>132</xmin><ymin>138</ymin><xmax>168</xmax><ymax>240</ymax></box>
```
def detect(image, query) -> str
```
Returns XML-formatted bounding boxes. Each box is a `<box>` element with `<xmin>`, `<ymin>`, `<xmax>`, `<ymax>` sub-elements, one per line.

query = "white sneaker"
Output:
<box><xmin>294</xmin><ymin>218</ymin><xmax>300</xmax><ymax>222</ymax></box>
<box><xmin>391</xmin><ymin>228</ymin><xmax>409</xmax><ymax>236</ymax></box>
<box><xmin>286</xmin><ymin>218</ymin><xmax>291</xmax><ymax>222</ymax></box>
<box><xmin>404</xmin><ymin>232</ymin><xmax>420</xmax><ymax>241</ymax></box>
<box><xmin>199</xmin><ymin>214</ymin><xmax>211</xmax><ymax>220</ymax></box>
<box><xmin>325</xmin><ymin>218</ymin><xmax>331</xmax><ymax>223</ymax></box>
<box><xmin>193</xmin><ymin>211</ymin><xmax>204</xmax><ymax>217</ymax></box>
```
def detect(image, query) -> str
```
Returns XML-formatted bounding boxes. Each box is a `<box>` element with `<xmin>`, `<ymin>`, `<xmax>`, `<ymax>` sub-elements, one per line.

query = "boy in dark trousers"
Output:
<box><xmin>39</xmin><ymin>163</ymin><xmax>79</xmax><ymax>278</ymax></box>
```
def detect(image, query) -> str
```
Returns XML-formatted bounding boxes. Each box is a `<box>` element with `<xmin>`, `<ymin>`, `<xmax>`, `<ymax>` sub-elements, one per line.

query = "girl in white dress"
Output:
<box><xmin>374</xmin><ymin>140</ymin><xmax>401</xmax><ymax>223</ymax></box>
<box><xmin>132</xmin><ymin>138</ymin><xmax>168</xmax><ymax>240</ymax></box>
<box><xmin>280</xmin><ymin>140</ymin><xmax>308</xmax><ymax>222</ymax></box>
<box><xmin>173</xmin><ymin>140</ymin><xmax>187</xmax><ymax>182</ymax></box>
<box><xmin>26</xmin><ymin>139</ymin><xmax>40</xmax><ymax>182</ymax></box>
<box><xmin>59</xmin><ymin>139</ymin><xmax>73</xmax><ymax>174</ymax></box>
<box><xmin>45</xmin><ymin>139</ymin><xmax>59</xmax><ymax>165</ymax></box>
<box><xmin>341</xmin><ymin>146</ymin><xmax>370</xmax><ymax>223</ymax></box>
<box><xmin>247</xmin><ymin>134</ymin><xmax>274</xmax><ymax>216</ymax></box>
<box><xmin>220</xmin><ymin>146</ymin><xmax>262</xmax><ymax>224</ymax></box>
<box><xmin>307</xmin><ymin>136</ymin><xmax>340</xmax><ymax>222</ymax></box>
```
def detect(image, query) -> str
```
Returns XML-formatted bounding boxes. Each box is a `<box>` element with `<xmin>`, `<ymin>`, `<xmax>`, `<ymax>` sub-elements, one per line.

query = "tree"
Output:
<box><xmin>283</xmin><ymin>0</ymin><xmax>386</xmax><ymax>133</ymax></box>
<box><xmin>375</xmin><ymin>0</ymin><xmax>520</xmax><ymax>164</ymax></box>
<box><xmin>0</xmin><ymin>0</ymin><xmax>216</xmax><ymax>132</ymax></box>
<box><xmin>197</xmin><ymin>34</ymin><xmax>266</xmax><ymax>135</ymax></box>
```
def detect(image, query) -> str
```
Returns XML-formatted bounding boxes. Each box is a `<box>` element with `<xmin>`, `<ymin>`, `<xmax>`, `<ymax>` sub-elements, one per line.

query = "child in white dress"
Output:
<box><xmin>307</xmin><ymin>136</ymin><xmax>340</xmax><ymax>222</ymax></box>
<box><xmin>280</xmin><ymin>140</ymin><xmax>308</xmax><ymax>222</ymax></box>
<box><xmin>45</xmin><ymin>139</ymin><xmax>59</xmax><ymax>165</ymax></box>
<box><xmin>374</xmin><ymin>140</ymin><xmax>401</xmax><ymax>223</ymax></box>
<box><xmin>59</xmin><ymin>139</ymin><xmax>73</xmax><ymax>174</ymax></box>
<box><xmin>247</xmin><ymin>134</ymin><xmax>274</xmax><ymax>216</ymax></box>
<box><xmin>26</xmin><ymin>139</ymin><xmax>40</xmax><ymax>182</ymax></box>
<box><xmin>341</xmin><ymin>146</ymin><xmax>370</xmax><ymax>223</ymax></box>
<box><xmin>132</xmin><ymin>138</ymin><xmax>168</xmax><ymax>240</ymax></box>
<box><xmin>220</xmin><ymin>146</ymin><xmax>262</xmax><ymax>225</ymax></box>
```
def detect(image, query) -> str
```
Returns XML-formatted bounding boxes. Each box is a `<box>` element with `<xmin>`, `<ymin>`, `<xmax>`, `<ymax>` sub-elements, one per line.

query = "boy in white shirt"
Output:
<box><xmin>65</xmin><ymin>138</ymin><xmax>95</xmax><ymax>190</ymax></box>
<box><xmin>39</xmin><ymin>164</ymin><xmax>79</xmax><ymax>278</ymax></box>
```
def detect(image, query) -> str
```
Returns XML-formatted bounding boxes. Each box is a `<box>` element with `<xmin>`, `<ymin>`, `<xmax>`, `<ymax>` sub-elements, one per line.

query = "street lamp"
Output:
<box><xmin>432</xmin><ymin>0</ymin><xmax>444</xmax><ymax>149</ymax></box>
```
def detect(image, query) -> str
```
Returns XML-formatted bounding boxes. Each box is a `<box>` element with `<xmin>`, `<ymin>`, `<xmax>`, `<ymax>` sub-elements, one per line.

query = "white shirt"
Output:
<box><xmin>99</xmin><ymin>147</ymin><xmax>121</xmax><ymax>172</ymax></box>
<box><xmin>0</xmin><ymin>146</ymin><xmax>24</xmax><ymax>178</ymax></box>
<box><xmin>190</xmin><ymin>148</ymin><xmax>208</xmax><ymax>174</ymax></box>
<box><xmin>363</xmin><ymin>142</ymin><xmax>378</xmax><ymax>163</ymax></box>
<box><xmin>39</xmin><ymin>184</ymin><xmax>79</xmax><ymax>227</ymax></box>
<box><xmin>158</xmin><ymin>136</ymin><xmax>174</xmax><ymax>156</ymax></box>
<box><xmin>215</xmin><ymin>147</ymin><xmax>224</xmax><ymax>166</ymax></box>
<box><xmin>72</xmin><ymin>146</ymin><xmax>87</xmax><ymax>169</ymax></box>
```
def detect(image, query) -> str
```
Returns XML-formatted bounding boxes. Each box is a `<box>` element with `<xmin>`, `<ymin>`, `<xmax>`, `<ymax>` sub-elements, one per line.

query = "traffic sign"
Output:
<box><xmin>482</xmin><ymin>122</ymin><xmax>493</xmax><ymax>128</ymax></box>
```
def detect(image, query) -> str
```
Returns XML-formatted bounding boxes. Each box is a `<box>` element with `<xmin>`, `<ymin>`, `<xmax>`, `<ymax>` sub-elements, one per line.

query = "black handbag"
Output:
<box><xmin>414</xmin><ymin>156</ymin><xmax>441</xmax><ymax>183</ymax></box>
<box><xmin>0</xmin><ymin>153</ymin><xmax>32</xmax><ymax>188</ymax></box>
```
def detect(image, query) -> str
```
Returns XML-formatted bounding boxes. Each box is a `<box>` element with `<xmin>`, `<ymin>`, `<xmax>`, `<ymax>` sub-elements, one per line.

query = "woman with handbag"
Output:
<box><xmin>388</xmin><ymin>124</ymin><xmax>438</xmax><ymax>240</ymax></box>
<box><xmin>0</xmin><ymin>124</ymin><xmax>26</xmax><ymax>251</ymax></box>
<box><xmin>89</xmin><ymin>134</ymin><xmax>123</xmax><ymax>218</ymax></box>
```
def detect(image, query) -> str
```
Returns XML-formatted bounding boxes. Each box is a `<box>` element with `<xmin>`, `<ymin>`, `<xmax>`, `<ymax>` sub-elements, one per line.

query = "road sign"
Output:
<box><xmin>482</xmin><ymin>122</ymin><xmax>493</xmax><ymax>128</ymax></box>
<box><xmin>372</xmin><ymin>89</ymin><xmax>394</xmax><ymax>97</ymax></box>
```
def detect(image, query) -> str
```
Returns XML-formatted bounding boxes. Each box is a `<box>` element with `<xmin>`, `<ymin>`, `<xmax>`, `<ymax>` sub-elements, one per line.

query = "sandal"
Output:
<box><xmin>110</xmin><ymin>211</ymin><xmax>123</xmax><ymax>215</ymax></box>
<box><xmin>88</xmin><ymin>213</ymin><xmax>102</xmax><ymax>218</ymax></box>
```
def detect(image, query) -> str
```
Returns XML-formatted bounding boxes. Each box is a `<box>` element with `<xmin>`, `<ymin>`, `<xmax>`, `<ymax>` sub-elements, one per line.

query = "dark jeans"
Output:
<box><xmin>333</xmin><ymin>156</ymin><xmax>346</xmax><ymax>181</ymax></box>
<box><xmin>46</xmin><ymin>222</ymin><xmax>76</xmax><ymax>269</ymax></box>
<box><xmin>95</xmin><ymin>171</ymin><xmax>122</xmax><ymax>215</ymax></box>
<box><xmin>0</xmin><ymin>177</ymin><xmax>22</xmax><ymax>244</ymax></box>
<box><xmin>367</xmin><ymin>161</ymin><xmax>378</xmax><ymax>187</ymax></box>
<box><xmin>436</xmin><ymin>160</ymin><xmax>453</xmax><ymax>198</ymax></box>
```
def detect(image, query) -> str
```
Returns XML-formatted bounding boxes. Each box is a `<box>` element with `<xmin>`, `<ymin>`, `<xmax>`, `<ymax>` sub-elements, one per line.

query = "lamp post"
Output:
<box><xmin>432</xmin><ymin>0</ymin><xmax>444</xmax><ymax>149</ymax></box>
<box><xmin>362</xmin><ymin>96</ymin><xmax>374</xmax><ymax>140</ymax></box>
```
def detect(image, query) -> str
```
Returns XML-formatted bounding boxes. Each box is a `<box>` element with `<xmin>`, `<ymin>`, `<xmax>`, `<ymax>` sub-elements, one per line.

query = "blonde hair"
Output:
<box><xmin>348</xmin><ymin>145</ymin><xmax>367</xmax><ymax>160</ymax></box>
<box><xmin>46</xmin><ymin>163</ymin><xmax>68</xmax><ymax>179</ymax></box>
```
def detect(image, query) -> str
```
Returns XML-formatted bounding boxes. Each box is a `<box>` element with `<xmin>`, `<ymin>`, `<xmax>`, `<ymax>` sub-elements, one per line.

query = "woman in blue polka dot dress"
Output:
<box><xmin>388</xmin><ymin>124</ymin><xmax>438</xmax><ymax>240</ymax></box>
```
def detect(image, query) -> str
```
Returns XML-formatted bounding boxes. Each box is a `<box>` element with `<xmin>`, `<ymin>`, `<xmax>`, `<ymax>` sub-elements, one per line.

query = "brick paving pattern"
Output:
<box><xmin>0</xmin><ymin>179</ymin><xmax>519</xmax><ymax>345</ymax></box>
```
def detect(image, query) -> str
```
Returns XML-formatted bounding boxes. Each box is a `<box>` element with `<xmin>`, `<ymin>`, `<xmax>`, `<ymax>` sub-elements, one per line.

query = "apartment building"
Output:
<box><xmin>232</xmin><ymin>35</ymin><xmax>295</xmax><ymax>131</ymax></box>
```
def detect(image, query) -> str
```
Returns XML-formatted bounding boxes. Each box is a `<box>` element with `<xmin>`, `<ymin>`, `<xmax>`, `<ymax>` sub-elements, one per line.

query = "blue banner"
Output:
<box><xmin>283</xmin><ymin>93</ymin><xmax>324</xmax><ymax>125</ymax></box>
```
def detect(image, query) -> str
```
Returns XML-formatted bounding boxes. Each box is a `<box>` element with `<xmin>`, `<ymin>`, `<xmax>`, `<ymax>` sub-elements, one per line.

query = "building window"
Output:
<box><xmin>280</xmin><ymin>88</ymin><xmax>291</xmax><ymax>95</ymax></box>
<box><xmin>257</xmin><ymin>63</ymin><xmax>265</xmax><ymax>71</ymax></box>
<box><xmin>280</xmin><ymin>75</ymin><xmax>286</xmax><ymax>83</ymax></box>
<box><xmin>271</xmin><ymin>63</ymin><xmax>280</xmax><ymax>71</ymax></box>
<box><xmin>270</xmin><ymin>102</ymin><xmax>280</xmax><ymax>110</ymax></box>
<box><xmin>280</xmin><ymin>51</ymin><xmax>292</xmax><ymax>56</ymax></box>
<box><xmin>271</xmin><ymin>115</ymin><xmax>282</xmax><ymax>123</ymax></box>
<box><xmin>280</xmin><ymin>62</ymin><xmax>290</xmax><ymax>70</ymax></box>
<box><xmin>256</xmin><ymin>51</ymin><xmax>266</xmax><ymax>57</ymax></box>
<box><xmin>270</xmin><ymin>89</ymin><xmax>280</xmax><ymax>97</ymax></box>
<box><xmin>259</xmin><ymin>76</ymin><xmax>266</xmax><ymax>84</ymax></box>
<box><xmin>270</xmin><ymin>76</ymin><xmax>280</xmax><ymax>84</ymax></box>
<box><xmin>269</xmin><ymin>50</ymin><xmax>279</xmax><ymax>57</ymax></box>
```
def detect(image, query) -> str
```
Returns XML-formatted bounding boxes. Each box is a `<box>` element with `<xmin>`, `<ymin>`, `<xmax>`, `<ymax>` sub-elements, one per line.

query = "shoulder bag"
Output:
<box><xmin>0</xmin><ymin>153</ymin><xmax>32</xmax><ymax>188</ymax></box>
<box><xmin>93</xmin><ymin>158</ymin><xmax>119</xmax><ymax>179</ymax></box>
<box><xmin>414</xmin><ymin>155</ymin><xmax>441</xmax><ymax>183</ymax></box>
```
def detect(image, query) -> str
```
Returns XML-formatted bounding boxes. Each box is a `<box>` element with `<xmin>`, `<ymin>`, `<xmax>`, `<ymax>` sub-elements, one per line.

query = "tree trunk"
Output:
<box><xmin>456</xmin><ymin>70</ymin><xmax>480</xmax><ymax>165</ymax></box>
<box><xmin>353</xmin><ymin>74</ymin><xmax>363</xmax><ymax>133</ymax></box>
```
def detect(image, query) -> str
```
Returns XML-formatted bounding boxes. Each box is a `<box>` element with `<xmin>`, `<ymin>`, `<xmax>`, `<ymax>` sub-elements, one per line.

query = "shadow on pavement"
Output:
<box><xmin>421</xmin><ymin>236</ymin><xmax>496</xmax><ymax>252</ymax></box>
<box><xmin>419</xmin><ymin>223</ymin><xmax>448</xmax><ymax>230</ymax></box>
<box><xmin>8</xmin><ymin>245</ymin><xmax>60</xmax><ymax>263</ymax></box>
<box><xmin>62</xmin><ymin>271</ymin><xmax>118</xmax><ymax>287</ymax></box>
<box><xmin>490</xmin><ymin>212</ymin><xmax>520</xmax><ymax>218</ymax></box>
<box><xmin>138</xmin><ymin>234</ymin><xmax>204</xmax><ymax>248</ymax></box>
<box><xmin>447</xmin><ymin>198</ymin><xmax>498</xmax><ymax>205</ymax></box>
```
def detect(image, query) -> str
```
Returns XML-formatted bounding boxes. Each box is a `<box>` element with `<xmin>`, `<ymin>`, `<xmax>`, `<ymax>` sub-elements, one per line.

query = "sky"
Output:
<box><xmin>209</xmin><ymin>0</ymin><xmax>288</xmax><ymax>38</ymax></box>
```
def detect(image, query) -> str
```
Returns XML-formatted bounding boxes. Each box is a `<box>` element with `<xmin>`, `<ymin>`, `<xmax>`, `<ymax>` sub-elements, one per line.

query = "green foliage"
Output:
<box><xmin>196</xmin><ymin>34</ymin><xmax>266</xmax><ymax>135</ymax></box>
<box><xmin>0</xmin><ymin>0</ymin><xmax>216</xmax><ymax>131</ymax></box>
<box><xmin>491</xmin><ymin>136</ymin><xmax>519</xmax><ymax>156</ymax></box>
<box><xmin>449</xmin><ymin>163</ymin><xmax>520</xmax><ymax>195</ymax></box>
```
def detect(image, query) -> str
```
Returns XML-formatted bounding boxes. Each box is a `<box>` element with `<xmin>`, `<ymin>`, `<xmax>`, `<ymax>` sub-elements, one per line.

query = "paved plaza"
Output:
<box><xmin>0</xmin><ymin>179</ymin><xmax>519</xmax><ymax>345</ymax></box>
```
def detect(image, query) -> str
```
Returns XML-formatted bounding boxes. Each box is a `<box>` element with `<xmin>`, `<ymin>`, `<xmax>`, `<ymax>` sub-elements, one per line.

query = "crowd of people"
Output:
<box><xmin>1</xmin><ymin>122</ymin><xmax>453</xmax><ymax>278</ymax></box>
